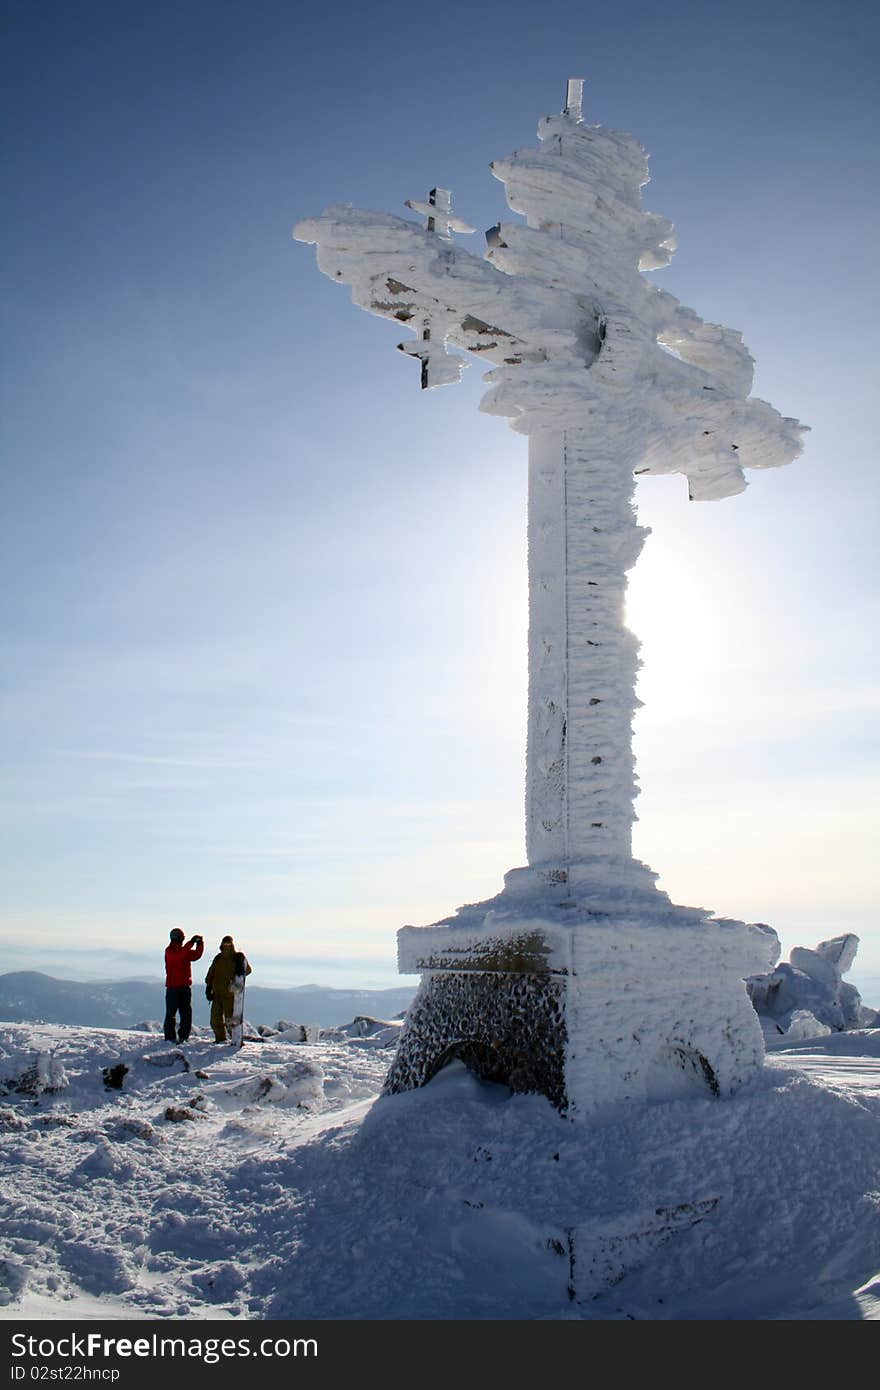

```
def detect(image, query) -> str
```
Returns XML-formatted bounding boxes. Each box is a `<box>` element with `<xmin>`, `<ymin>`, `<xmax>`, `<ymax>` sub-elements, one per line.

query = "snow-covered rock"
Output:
<box><xmin>2</xmin><ymin>1051</ymin><xmax>68</xmax><ymax>1096</ymax></box>
<box><xmin>814</xmin><ymin>935</ymin><xmax>860</xmax><ymax>975</ymax></box>
<box><xmin>73</xmin><ymin>1137</ymin><xmax>135</xmax><ymax>1181</ymax></box>
<box><xmin>0</xmin><ymin>1257</ymin><xmax>29</xmax><ymax>1308</ymax></box>
<box><xmin>322</xmin><ymin>1016</ymin><xmax>402</xmax><ymax>1047</ymax></box>
<box><xmin>748</xmin><ymin>934</ymin><xmax>872</xmax><ymax>1037</ymax></box>
<box><xmin>273</xmin><ymin>1022</ymin><xmax>321</xmax><ymax>1043</ymax></box>
<box><xmin>784</xmin><ymin>1011</ymin><xmax>833</xmax><ymax>1042</ymax></box>
<box><xmin>209</xmin><ymin>1058</ymin><xmax>324</xmax><ymax>1110</ymax></box>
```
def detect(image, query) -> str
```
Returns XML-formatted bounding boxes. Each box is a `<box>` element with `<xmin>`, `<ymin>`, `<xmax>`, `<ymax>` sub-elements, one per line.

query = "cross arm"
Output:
<box><xmin>294</xmin><ymin>204</ymin><xmax>603</xmax><ymax>383</ymax></box>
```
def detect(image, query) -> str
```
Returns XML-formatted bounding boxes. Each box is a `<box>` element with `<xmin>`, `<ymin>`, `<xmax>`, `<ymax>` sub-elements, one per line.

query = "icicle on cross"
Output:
<box><xmin>398</xmin><ymin>188</ymin><xmax>476</xmax><ymax>389</ymax></box>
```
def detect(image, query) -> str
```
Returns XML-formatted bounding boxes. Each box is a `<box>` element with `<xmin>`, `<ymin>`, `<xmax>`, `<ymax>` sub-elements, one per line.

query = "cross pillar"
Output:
<box><xmin>524</xmin><ymin>429</ymin><xmax>648</xmax><ymax>880</ymax></box>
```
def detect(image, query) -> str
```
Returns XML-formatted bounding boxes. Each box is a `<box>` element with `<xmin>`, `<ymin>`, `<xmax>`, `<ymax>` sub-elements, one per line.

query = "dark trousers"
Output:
<box><xmin>164</xmin><ymin>985</ymin><xmax>193</xmax><ymax>1042</ymax></box>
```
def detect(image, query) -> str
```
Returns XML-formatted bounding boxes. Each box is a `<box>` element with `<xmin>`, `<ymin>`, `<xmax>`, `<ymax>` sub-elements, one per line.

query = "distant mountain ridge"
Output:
<box><xmin>0</xmin><ymin>971</ymin><xmax>416</xmax><ymax>1030</ymax></box>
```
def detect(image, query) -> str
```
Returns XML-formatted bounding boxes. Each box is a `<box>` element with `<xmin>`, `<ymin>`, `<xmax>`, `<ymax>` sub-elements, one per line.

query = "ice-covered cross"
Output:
<box><xmin>396</xmin><ymin>188</ymin><xmax>476</xmax><ymax>388</ymax></box>
<box><xmin>295</xmin><ymin>82</ymin><xmax>807</xmax><ymax>1115</ymax></box>
<box><xmin>295</xmin><ymin>80</ymin><xmax>805</xmax><ymax>892</ymax></box>
<box><xmin>403</xmin><ymin>186</ymin><xmax>474</xmax><ymax>241</ymax></box>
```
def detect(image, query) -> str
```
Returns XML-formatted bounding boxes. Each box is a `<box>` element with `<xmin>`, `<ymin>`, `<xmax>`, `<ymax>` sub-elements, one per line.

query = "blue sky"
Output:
<box><xmin>2</xmin><ymin>0</ymin><xmax>878</xmax><ymax>995</ymax></box>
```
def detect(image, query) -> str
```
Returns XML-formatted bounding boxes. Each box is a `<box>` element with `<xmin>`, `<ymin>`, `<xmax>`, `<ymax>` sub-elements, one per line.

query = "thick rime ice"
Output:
<box><xmin>295</xmin><ymin>83</ymin><xmax>806</xmax><ymax>1117</ymax></box>
<box><xmin>295</xmin><ymin>115</ymin><xmax>804</xmax><ymax>495</ymax></box>
<box><xmin>748</xmin><ymin>935</ymin><xmax>880</xmax><ymax>1041</ymax></box>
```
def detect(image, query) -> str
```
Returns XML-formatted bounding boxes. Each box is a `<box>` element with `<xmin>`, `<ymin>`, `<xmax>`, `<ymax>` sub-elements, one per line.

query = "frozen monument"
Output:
<box><xmin>295</xmin><ymin>80</ymin><xmax>806</xmax><ymax>1117</ymax></box>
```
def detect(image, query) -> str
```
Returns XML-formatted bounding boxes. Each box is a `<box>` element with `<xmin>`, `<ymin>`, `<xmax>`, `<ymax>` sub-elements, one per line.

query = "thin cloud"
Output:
<box><xmin>58</xmin><ymin>750</ymin><xmax>251</xmax><ymax>770</ymax></box>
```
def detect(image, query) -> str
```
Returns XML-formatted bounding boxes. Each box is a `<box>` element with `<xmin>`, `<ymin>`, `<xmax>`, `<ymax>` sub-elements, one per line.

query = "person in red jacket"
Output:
<box><xmin>163</xmin><ymin>928</ymin><xmax>204</xmax><ymax>1043</ymax></box>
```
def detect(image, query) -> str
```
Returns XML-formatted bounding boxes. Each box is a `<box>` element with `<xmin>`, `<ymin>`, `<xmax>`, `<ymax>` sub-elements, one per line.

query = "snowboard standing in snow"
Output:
<box><xmin>229</xmin><ymin>962</ymin><xmax>247</xmax><ymax>1048</ymax></box>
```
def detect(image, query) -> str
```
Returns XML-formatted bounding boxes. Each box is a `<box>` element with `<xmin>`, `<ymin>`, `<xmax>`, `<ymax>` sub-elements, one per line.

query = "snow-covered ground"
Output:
<box><xmin>1</xmin><ymin>1020</ymin><xmax>878</xmax><ymax>1321</ymax></box>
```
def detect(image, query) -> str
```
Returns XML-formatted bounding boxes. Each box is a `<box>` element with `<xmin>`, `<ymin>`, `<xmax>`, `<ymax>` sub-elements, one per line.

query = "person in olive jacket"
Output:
<box><xmin>163</xmin><ymin>928</ymin><xmax>204</xmax><ymax>1043</ymax></box>
<box><xmin>205</xmin><ymin>935</ymin><xmax>252</xmax><ymax>1043</ymax></box>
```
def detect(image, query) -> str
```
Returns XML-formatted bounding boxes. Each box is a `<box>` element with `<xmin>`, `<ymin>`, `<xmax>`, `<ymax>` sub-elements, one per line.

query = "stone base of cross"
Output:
<box><xmin>385</xmin><ymin>890</ymin><xmax>775</xmax><ymax>1115</ymax></box>
<box><xmin>295</xmin><ymin>82</ymin><xmax>804</xmax><ymax>1117</ymax></box>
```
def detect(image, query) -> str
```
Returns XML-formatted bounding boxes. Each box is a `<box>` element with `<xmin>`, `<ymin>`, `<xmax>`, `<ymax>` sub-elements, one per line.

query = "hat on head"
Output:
<box><xmin>169</xmin><ymin>928</ymin><xmax>185</xmax><ymax>942</ymax></box>
<box><xmin>221</xmin><ymin>935</ymin><xmax>234</xmax><ymax>945</ymax></box>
